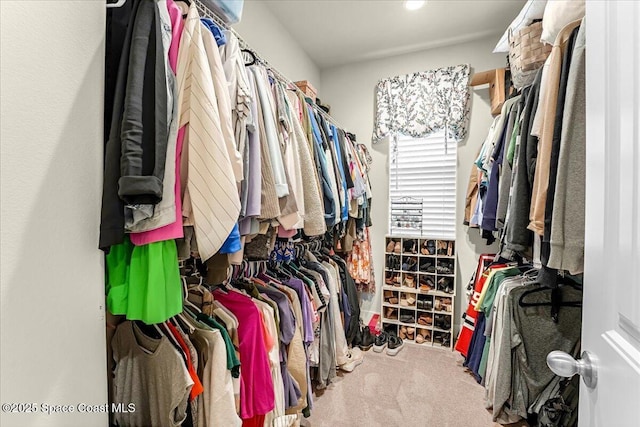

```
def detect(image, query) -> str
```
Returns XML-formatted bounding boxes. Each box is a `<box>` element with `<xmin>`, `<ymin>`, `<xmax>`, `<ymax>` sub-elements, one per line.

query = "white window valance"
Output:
<box><xmin>372</xmin><ymin>64</ymin><xmax>471</xmax><ymax>144</ymax></box>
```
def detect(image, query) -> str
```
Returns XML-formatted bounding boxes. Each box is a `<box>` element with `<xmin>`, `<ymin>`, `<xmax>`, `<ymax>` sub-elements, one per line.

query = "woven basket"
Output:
<box><xmin>509</xmin><ymin>21</ymin><xmax>551</xmax><ymax>88</ymax></box>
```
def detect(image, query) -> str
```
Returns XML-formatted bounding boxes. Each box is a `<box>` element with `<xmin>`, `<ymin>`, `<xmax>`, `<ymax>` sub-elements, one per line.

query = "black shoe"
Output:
<box><xmin>372</xmin><ymin>331</ymin><xmax>388</xmax><ymax>353</ymax></box>
<box><xmin>386</xmin><ymin>333</ymin><xmax>405</xmax><ymax>356</ymax></box>
<box><xmin>359</xmin><ymin>326</ymin><xmax>375</xmax><ymax>351</ymax></box>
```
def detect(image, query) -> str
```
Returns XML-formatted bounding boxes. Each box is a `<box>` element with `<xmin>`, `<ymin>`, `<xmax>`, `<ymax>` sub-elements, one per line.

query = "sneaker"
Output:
<box><xmin>339</xmin><ymin>349</ymin><xmax>364</xmax><ymax>372</ymax></box>
<box><xmin>386</xmin><ymin>334</ymin><xmax>405</xmax><ymax>356</ymax></box>
<box><xmin>372</xmin><ymin>331</ymin><xmax>388</xmax><ymax>352</ymax></box>
<box><xmin>359</xmin><ymin>326</ymin><xmax>375</xmax><ymax>351</ymax></box>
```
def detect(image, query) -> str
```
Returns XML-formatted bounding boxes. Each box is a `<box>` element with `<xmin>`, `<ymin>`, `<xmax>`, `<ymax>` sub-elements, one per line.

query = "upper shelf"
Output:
<box><xmin>470</xmin><ymin>68</ymin><xmax>507</xmax><ymax>116</ymax></box>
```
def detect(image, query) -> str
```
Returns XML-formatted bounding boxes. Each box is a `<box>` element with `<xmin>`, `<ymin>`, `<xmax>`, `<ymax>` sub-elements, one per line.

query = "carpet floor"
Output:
<box><xmin>303</xmin><ymin>343</ymin><xmax>526</xmax><ymax>427</ymax></box>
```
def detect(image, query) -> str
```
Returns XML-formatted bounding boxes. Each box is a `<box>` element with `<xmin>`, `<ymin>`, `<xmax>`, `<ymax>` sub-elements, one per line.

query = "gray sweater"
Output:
<box><xmin>548</xmin><ymin>21</ymin><xmax>586</xmax><ymax>274</ymax></box>
<box><xmin>502</xmin><ymin>69</ymin><xmax>544</xmax><ymax>258</ymax></box>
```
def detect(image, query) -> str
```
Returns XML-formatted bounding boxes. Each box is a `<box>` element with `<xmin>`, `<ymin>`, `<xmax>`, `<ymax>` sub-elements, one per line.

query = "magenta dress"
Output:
<box><xmin>213</xmin><ymin>289</ymin><xmax>276</xmax><ymax>419</ymax></box>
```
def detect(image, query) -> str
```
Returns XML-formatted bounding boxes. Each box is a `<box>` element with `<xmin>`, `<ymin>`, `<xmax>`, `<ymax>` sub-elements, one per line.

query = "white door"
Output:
<box><xmin>571</xmin><ymin>1</ymin><xmax>640</xmax><ymax>426</ymax></box>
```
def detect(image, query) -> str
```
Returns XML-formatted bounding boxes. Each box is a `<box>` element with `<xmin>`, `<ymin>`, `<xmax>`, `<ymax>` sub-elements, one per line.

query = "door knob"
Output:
<box><xmin>547</xmin><ymin>350</ymin><xmax>598</xmax><ymax>389</ymax></box>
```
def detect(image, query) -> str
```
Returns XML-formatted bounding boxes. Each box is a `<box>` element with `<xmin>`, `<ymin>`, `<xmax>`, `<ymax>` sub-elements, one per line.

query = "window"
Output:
<box><xmin>389</xmin><ymin>130</ymin><xmax>456</xmax><ymax>239</ymax></box>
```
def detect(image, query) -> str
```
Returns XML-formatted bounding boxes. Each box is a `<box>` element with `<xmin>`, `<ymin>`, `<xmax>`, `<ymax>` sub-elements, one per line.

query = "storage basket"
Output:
<box><xmin>509</xmin><ymin>21</ymin><xmax>551</xmax><ymax>89</ymax></box>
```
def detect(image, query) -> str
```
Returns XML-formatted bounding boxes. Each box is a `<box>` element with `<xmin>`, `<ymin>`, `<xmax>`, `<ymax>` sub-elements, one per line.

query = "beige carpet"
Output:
<box><xmin>304</xmin><ymin>344</ymin><xmax>527</xmax><ymax>427</ymax></box>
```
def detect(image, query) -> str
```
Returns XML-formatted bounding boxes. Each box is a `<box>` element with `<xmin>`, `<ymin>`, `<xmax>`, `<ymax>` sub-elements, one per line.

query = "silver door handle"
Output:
<box><xmin>547</xmin><ymin>350</ymin><xmax>598</xmax><ymax>389</ymax></box>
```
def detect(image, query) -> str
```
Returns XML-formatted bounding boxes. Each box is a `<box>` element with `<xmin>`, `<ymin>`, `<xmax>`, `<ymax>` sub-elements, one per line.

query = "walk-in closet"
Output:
<box><xmin>1</xmin><ymin>0</ymin><xmax>639</xmax><ymax>426</ymax></box>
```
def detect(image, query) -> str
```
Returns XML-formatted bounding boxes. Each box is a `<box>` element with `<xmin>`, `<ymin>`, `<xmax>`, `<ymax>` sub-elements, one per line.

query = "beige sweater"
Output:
<box><xmin>528</xmin><ymin>19</ymin><xmax>583</xmax><ymax>235</ymax></box>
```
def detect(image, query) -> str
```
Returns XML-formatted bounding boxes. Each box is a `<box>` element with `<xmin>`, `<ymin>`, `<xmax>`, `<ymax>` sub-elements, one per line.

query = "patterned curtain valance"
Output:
<box><xmin>372</xmin><ymin>64</ymin><xmax>471</xmax><ymax>143</ymax></box>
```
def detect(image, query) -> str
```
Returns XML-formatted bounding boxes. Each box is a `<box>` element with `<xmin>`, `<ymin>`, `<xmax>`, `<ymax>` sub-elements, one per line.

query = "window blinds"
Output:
<box><xmin>389</xmin><ymin>131</ymin><xmax>457</xmax><ymax>239</ymax></box>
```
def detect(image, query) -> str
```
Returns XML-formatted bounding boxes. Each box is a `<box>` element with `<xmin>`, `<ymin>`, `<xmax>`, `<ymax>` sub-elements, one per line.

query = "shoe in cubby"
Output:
<box><xmin>433</xmin><ymin>331</ymin><xmax>451</xmax><ymax>347</ymax></box>
<box><xmin>402</xmin><ymin>239</ymin><xmax>418</xmax><ymax>254</ymax></box>
<box><xmin>399</xmin><ymin>309</ymin><xmax>415</xmax><ymax>325</ymax></box>
<box><xmin>419</xmin><ymin>258</ymin><xmax>435</xmax><ymax>273</ymax></box>
<box><xmin>434</xmin><ymin>313</ymin><xmax>452</xmax><ymax>331</ymax></box>
<box><xmin>438</xmin><ymin>240</ymin><xmax>454</xmax><ymax>257</ymax></box>
<box><xmin>434</xmin><ymin>296</ymin><xmax>453</xmax><ymax>312</ymax></box>
<box><xmin>416</xmin><ymin>328</ymin><xmax>431</xmax><ymax>344</ymax></box>
<box><xmin>385</xmin><ymin>271</ymin><xmax>395</xmax><ymax>286</ymax></box>
<box><xmin>436</xmin><ymin>260</ymin><xmax>454</xmax><ymax>275</ymax></box>
<box><xmin>384</xmin><ymin>290</ymin><xmax>399</xmax><ymax>305</ymax></box>
<box><xmin>384</xmin><ymin>307</ymin><xmax>398</xmax><ymax>321</ymax></box>
<box><xmin>419</xmin><ymin>275</ymin><xmax>435</xmax><ymax>292</ymax></box>
<box><xmin>383</xmin><ymin>323</ymin><xmax>398</xmax><ymax>336</ymax></box>
<box><xmin>386</xmin><ymin>238</ymin><xmax>397</xmax><ymax>253</ymax></box>
<box><xmin>436</xmin><ymin>240</ymin><xmax>450</xmax><ymax>256</ymax></box>
<box><xmin>403</xmin><ymin>273</ymin><xmax>416</xmax><ymax>289</ymax></box>
<box><xmin>402</xmin><ymin>256</ymin><xmax>418</xmax><ymax>272</ymax></box>
<box><xmin>386</xmin><ymin>254</ymin><xmax>401</xmax><ymax>271</ymax></box>
<box><xmin>417</xmin><ymin>295</ymin><xmax>434</xmax><ymax>311</ymax></box>
<box><xmin>420</xmin><ymin>239</ymin><xmax>437</xmax><ymax>256</ymax></box>
<box><xmin>436</xmin><ymin>277</ymin><xmax>454</xmax><ymax>294</ymax></box>
<box><xmin>417</xmin><ymin>312</ymin><xmax>433</xmax><ymax>327</ymax></box>
<box><xmin>400</xmin><ymin>292</ymin><xmax>416</xmax><ymax>307</ymax></box>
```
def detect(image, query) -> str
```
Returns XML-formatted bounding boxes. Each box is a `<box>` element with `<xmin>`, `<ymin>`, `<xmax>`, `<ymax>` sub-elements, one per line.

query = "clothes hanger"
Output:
<box><xmin>518</xmin><ymin>285</ymin><xmax>582</xmax><ymax>323</ymax></box>
<box><xmin>242</xmin><ymin>49</ymin><xmax>257</xmax><ymax>66</ymax></box>
<box><xmin>106</xmin><ymin>0</ymin><xmax>126</xmax><ymax>8</ymax></box>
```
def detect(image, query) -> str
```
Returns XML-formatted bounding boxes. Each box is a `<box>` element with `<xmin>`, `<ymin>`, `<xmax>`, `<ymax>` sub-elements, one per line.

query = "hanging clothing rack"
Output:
<box><xmin>192</xmin><ymin>0</ymin><xmax>348</xmax><ymax>132</ymax></box>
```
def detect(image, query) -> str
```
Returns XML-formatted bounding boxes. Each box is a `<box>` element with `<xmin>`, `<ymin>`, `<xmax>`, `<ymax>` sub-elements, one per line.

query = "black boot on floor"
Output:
<box><xmin>359</xmin><ymin>325</ymin><xmax>375</xmax><ymax>351</ymax></box>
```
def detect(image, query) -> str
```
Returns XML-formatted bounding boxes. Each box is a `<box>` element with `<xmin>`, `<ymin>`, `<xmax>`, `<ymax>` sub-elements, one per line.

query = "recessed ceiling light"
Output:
<box><xmin>404</xmin><ymin>0</ymin><xmax>425</xmax><ymax>11</ymax></box>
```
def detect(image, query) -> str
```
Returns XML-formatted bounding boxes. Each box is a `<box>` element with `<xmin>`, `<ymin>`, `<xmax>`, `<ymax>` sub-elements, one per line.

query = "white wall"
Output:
<box><xmin>0</xmin><ymin>2</ymin><xmax>108</xmax><ymax>426</ymax></box>
<box><xmin>234</xmin><ymin>1</ymin><xmax>322</xmax><ymax>92</ymax></box>
<box><xmin>320</xmin><ymin>37</ymin><xmax>506</xmax><ymax>330</ymax></box>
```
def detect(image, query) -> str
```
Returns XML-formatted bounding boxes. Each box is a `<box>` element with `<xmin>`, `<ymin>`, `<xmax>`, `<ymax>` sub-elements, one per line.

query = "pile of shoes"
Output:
<box><xmin>386</xmin><ymin>254</ymin><xmax>401</xmax><ymax>271</ymax></box>
<box><xmin>437</xmin><ymin>277</ymin><xmax>454</xmax><ymax>294</ymax></box>
<box><xmin>402</xmin><ymin>257</ymin><xmax>418</xmax><ymax>271</ymax></box>
<box><xmin>419</xmin><ymin>276</ymin><xmax>434</xmax><ymax>291</ymax></box>
<box><xmin>434</xmin><ymin>314</ymin><xmax>452</xmax><ymax>330</ymax></box>
<box><xmin>421</xmin><ymin>240</ymin><xmax>436</xmax><ymax>255</ymax></box>
<box><xmin>416</xmin><ymin>328</ymin><xmax>431</xmax><ymax>344</ymax></box>
<box><xmin>433</xmin><ymin>331</ymin><xmax>451</xmax><ymax>347</ymax></box>
<box><xmin>403</xmin><ymin>274</ymin><xmax>416</xmax><ymax>288</ymax></box>
<box><xmin>373</xmin><ymin>331</ymin><xmax>405</xmax><ymax>356</ymax></box>
<box><xmin>403</xmin><ymin>239</ymin><xmax>418</xmax><ymax>254</ymax></box>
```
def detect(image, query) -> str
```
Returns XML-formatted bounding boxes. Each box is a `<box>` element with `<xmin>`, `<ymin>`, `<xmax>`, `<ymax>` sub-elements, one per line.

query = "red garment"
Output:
<box><xmin>166</xmin><ymin>322</ymin><xmax>204</xmax><ymax>399</ymax></box>
<box><xmin>242</xmin><ymin>414</ymin><xmax>265</xmax><ymax>427</ymax></box>
<box><xmin>454</xmin><ymin>256</ymin><xmax>499</xmax><ymax>356</ymax></box>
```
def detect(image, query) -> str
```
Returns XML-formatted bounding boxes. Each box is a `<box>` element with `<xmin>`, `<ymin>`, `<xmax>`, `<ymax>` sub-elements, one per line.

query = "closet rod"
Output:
<box><xmin>192</xmin><ymin>0</ymin><xmax>349</xmax><ymax>132</ymax></box>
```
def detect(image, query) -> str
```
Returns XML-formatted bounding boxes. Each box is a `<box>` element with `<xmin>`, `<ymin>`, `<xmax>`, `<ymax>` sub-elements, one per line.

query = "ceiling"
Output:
<box><xmin>263</xmin><ymin>0</ymin><xmax>526</xmax><ymax>69</ymax></box>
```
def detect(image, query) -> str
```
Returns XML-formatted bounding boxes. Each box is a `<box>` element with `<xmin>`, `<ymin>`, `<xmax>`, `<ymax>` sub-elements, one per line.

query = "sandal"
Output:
<box><xmin>416</xmin><ymin>333</ymin><xmax>425</xmax><ymax>344</ymax></box>
<box><xmin>394</xmin><ymin>242</ymin><xmax>401</xmax><ymax>254</ymax></box>
<box><xmin>386</xmin><ymin>240</ymin><xmax>396</xmax><ymax>253</ymax></box>
<box><xmin>399</xmin><ymin>326</ymin><xmax>407</xmax><ymax>339</ymax></box>
<box><xmin>404</xmin><ymin>275</ymin><xmax>415</xmax><ymax>288</ymax></box>
<box><xmin>388</xmin><ymin>297</ymin><xmax>398</xmax><ymax>305</ymax></box>
<box><xmin>418</xmin><ymin>314</ymin><xmax>433</xmax><ymax>326</ymax></box>
<box><xmin>406</xmin><ymin>296</ymin><xmax>416</xmax><ymax>306</ymax></box>
<box><xmin>400</xmin><ymin>299</ymin><xmax>409</xmax><ymax>307</ymax></box>
<box><xmin>420</xmin><ymin>277</ymin><xmax>434</xmax><ymax>292</ymax></box>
